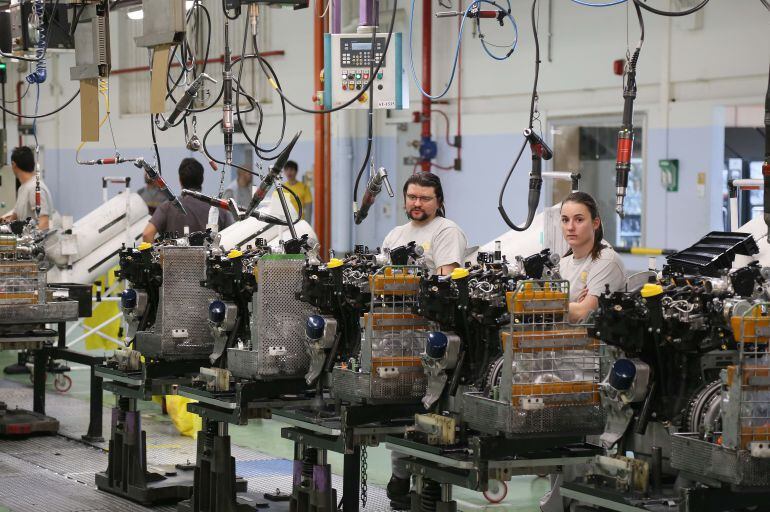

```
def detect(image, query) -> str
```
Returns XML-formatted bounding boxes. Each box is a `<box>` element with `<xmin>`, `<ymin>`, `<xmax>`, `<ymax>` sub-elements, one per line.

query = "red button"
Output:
<box><xmin>342</xmin><ymin>84</ymin><xmax>347</xmax><ymax>90</ymax></box>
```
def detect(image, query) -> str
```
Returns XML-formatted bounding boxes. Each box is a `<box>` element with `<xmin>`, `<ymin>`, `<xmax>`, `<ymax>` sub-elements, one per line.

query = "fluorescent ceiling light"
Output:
<box><xmin>126</xmin><ymin>6</ymin><xmax>143</xmax><ymax>20</ymax></box>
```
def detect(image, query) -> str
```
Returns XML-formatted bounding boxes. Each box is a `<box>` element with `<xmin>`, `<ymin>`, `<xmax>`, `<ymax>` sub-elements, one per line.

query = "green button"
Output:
<box><xmin>377</xmin><ymin>72</ymin><xmax>383</xmax><ymax>80</ymax></box>
<box><xmin>355</xmin><ymin>73</ymin><xmax>362</xmax><ymax>79</ymax></box>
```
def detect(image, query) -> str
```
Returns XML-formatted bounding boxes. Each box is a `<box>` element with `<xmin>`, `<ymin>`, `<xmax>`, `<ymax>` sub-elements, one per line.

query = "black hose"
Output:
<box><xmin>496</xmin><ymin>0</ymin><xmax>543</xmax><ymax>232</ymax></box>
<box><xmin>633</xmin><ymin>0</ymin><xmax>709</xmax><ymax>17</ymax></box>
<box><xmin>0</xmin><ymin>90</ymin><xmax>79</xmax><ymax>119</ymax></box>
<box><xmin>352</xmin><ymin>26</ymin><xmax>378</xmax><ymax>205</ymax></box>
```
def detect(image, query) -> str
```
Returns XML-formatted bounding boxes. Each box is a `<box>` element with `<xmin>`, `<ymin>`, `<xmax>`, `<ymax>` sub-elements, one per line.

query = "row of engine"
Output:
<box><xmin>112</xmin><ymin>229</ymin><xmax>770</xmax><ymax>502</ymax></box>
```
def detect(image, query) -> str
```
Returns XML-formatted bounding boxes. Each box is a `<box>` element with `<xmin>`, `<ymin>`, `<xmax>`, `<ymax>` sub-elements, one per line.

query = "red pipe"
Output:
<box><xmin>313</xmin><ymin>11</ymin><xmax>327</xmax><ymax>257</ymax></box>
<box><xmin>109</xmin><ymin>51</ymin><xmax>285</xmax><ymax>76</ymax></box>
<box><xmin>420</xmin><ymin>0</ymin><xmax>432</xmax><ymax>172</ymax></box>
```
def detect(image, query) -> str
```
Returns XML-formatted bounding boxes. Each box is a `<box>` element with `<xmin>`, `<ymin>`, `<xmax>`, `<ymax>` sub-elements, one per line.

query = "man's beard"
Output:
<box><xmin>407</xmin><ymin>208</ymin><xmax>429</xmax><ymax>221</ymax></box>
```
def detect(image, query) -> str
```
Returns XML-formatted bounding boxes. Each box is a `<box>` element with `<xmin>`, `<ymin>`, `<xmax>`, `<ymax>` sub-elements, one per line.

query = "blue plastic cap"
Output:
<box><xmin>208</xmin><ymin>300</ymin><xmax>227</xmax><ymax>324</ymax></box>
<box><xmin>306</xmin><ymin>315</ymin><xmax>326</xmax><ymax>340</ymax></box>
<box><xmin>425</xmin><ymin>331</ymin><xmax>449</xmax><ymax>359</ymax></box>
<box><xmin>609</xmin><ymin>359</ymin><xmax>637</xmax><ymax>391</ymax></box>
<box><xmin>121</xmin><ymin>289</ymin><xmax>138</xmax><ymax>309</ymax></box>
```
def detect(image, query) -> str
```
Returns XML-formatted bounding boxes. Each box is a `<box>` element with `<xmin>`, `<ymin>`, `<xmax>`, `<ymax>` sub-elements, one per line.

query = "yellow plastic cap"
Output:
<box><xmin>138</xmin><ymin>242</ymin><xmax>152</xmax><ymax>251</ymax></box>
<box><xmin>227</xmin><ymin>249</ymin><xmax>243</xmax><ymax>259</ymax></box>
<box><xmin>327</xmin><ymin>258</ymin><xmax>344</xmax><ymax>269</ymax></box>
<box><xmin>450</xmin><ymin>268</ymin><xmax>470</xmax><ymax>280</ymax></box>
<box><xmin>640</xmin><ymin>283</ymin><xmax>663</xmax><ymax>298</ymax></box>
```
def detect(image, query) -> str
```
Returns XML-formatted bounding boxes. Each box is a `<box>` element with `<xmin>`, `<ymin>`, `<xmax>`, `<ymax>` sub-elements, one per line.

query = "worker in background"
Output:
<box><xmin>136</xmin><ymin>173</ymin><xmax>166</xmax><ymax>215</ymax></box>
<box><xmin>222</xmin><ymin>167</ymin><xmax>253</xmax><ymax>210</ymax></box>
<box><xmin>142</xmin><ymin>158</ymin><xmax>233</xmax><ymax>242</ymax></box>
<box><xmin>558</xmin><ymin>191</ymin><xmax>626</xmax><ymax>323</ymax></box>
<box><xmin>382</xmin><ymin>172</ymin><xmax>468</xmax><ymax>510</ymax></box>
<box><xmin>0</xmin><ymin>146</ymin><xmax>55</xmax><ymax>230</ymax></box>
<box><xmin>281</xmin><ymin>160</ymin><xmax>312</xmax><ymax>221</ymax></box>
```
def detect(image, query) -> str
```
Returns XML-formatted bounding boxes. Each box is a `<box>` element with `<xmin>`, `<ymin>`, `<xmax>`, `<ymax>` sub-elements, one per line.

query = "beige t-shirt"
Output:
<box><xmin>559</xmin><ymin>245</ymin><xmax>626</xmax><ymax>302</ymax></box>
<box><xmin>382</xmin><ymin>216</ymin><xmax>468</xmax><ymax>274</ymax></box>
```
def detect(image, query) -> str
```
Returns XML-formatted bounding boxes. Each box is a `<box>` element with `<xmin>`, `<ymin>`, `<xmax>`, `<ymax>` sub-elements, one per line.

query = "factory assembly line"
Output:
<box><xmin>0</xmin><ymin>1</ymin><xmax>769</xmax><ymax>512</ymax></box>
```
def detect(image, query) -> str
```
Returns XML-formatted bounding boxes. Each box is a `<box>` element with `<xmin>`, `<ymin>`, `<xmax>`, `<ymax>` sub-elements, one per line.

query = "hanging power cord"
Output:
<box><xmin>497</xmin><ymin>0</ymin><xmax>553</xmax><ymax>232</ymax></box>
<box><xmin>31</xmin><ymin>84</ymin><xmax>42</xmax><ymax>219</ymax></box>
<box><xmin>252</xmin><ymin>0</ymin><xmax>398</xmax><ymax>115</ymax></box>
<box><xmin>0</xmin><ymin>90</ymin><xmax>79</xmax><ymax>119</ymax></box>
<box><xmin>235</xmin><ymin>9</ymin><xmax>288</xmax><ymax>161</ymax></box>
<box><xmin>410</xmin><ymin>0</ymin><xmax>517</xmax><ymax>100</ymax></box>
<box><xmin>351</xmin><ymin>25</ymin><xmax>377</xmax><ymax>214</ymax></box>
<box><xmin>476</xmin><ymin>0</ymin><xmax>518</xmax><ymax>61</ymax></box>
<box><xmin>615</xmin><ymin>0</ymin><xmax>644</xmax><ymax>217</ymax></box>
<box><xmin>762</xmin><ymin>0</ymin><xmax>770</xmax><ymax>11</ymax></box>
<box><xmin>633</xmin><ymin>0</ymin><xmax>709</xmax><ymax>16</ymax></box>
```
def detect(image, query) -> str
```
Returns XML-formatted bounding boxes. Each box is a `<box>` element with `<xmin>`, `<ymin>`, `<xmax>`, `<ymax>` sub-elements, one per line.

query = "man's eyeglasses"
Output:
<box><xmin>406</xmin><ymin>194</ymin><xmax>436</xmax><ymax>203</ymax></box>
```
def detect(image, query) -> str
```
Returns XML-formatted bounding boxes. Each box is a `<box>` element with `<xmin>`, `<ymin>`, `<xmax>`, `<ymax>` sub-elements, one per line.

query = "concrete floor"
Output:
<box><xmin>0</xmin><ymin>348</ymin><xmax>549</xmax><ymax>511</ymax></box>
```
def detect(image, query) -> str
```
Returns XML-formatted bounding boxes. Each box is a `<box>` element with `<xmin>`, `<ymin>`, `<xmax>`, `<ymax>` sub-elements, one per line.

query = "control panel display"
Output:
<box><xmin>340</xmin><ymin>37</ymin><xmax>387</xmax><ymax>68</ymax></box>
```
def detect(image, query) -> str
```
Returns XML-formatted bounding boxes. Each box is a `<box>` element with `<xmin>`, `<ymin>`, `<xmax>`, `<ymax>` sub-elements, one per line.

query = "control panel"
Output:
<box><xmin>324</xmin><ymin>32</ymin><xmax>404</xmax><ymax>110</ymax></box>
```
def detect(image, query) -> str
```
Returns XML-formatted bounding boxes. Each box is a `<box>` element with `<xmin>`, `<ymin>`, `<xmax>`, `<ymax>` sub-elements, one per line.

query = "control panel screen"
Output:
<box><xmin>340</xmin><ymin>36</ymin><xmax>387</xmax><ymax>68</ymax></box>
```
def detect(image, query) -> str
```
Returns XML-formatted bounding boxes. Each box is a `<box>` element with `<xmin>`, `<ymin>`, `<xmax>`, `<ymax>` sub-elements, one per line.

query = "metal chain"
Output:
<box><xmin>360</xmin><ymin>445</ymin><xmax>368</xmax><ymax>508</ymax></box>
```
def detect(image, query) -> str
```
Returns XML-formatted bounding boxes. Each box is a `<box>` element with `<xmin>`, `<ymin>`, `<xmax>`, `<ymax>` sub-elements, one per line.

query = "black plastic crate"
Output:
<box><xmin>664</xmin><ymin>231</ymin><xmax>759</xmax><ymax>277</ymax></box>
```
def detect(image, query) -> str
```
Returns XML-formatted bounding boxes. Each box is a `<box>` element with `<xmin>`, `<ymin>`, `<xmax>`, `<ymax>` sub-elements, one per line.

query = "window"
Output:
<box><xmin>548</xmin><ymin>116</ymin><xmax>645</xmax><ymax>249</ymax></box>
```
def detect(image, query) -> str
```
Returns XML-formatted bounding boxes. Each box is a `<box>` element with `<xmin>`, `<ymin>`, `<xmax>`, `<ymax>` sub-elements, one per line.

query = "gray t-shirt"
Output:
<box><xmin>382</xmin><ymin>216</ymin><xmax>468</xmax><ymax>274</ymax></box>
<box><xmin>14</xmin><ymin>177</ymin><xmax>54</xmax><ymax>221</ymax></box>
<box><xmin>222</xmin><ymin>180</ymin><xmax>253</xmax><ymax>209</ymax></box>
<box><xmin>149</xmin><ymin>192</ymin><xmax>234</xmax><ymax>236</ymax></box>
<box><xmin>559</xmin><ymin>244</ymin><xmax>626</xmax><ymax>302</ymax></box>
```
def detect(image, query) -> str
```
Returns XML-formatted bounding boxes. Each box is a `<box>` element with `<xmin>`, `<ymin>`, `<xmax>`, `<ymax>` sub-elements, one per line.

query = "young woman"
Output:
<box><xmin>559</xmin><ymin>192</ymin><xmax>626</xmax><ymax>323</ymax></box>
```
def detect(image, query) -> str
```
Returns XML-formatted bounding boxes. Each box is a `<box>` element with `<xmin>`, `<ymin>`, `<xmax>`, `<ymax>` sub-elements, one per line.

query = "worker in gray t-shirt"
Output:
<box><xmin>381</xmin><ymin>172</ymin><xmax>468</xmax><ymax>276</ymax></box>
<box><xmin>382</xmin><ymin>172</ymin><xmax>467</xmax><ymax>510</ymax></box>
<box><xmin>557</xmin><ymin>191</ymin><xmax>626</xmax><ymax>323</ymax></box>
<box><xmin>142</xmin><ymin>158</ymin><xmax>233</xmax><ymax>242</ymax></box>
<box><xmin>0</xmin><ymin>146</ymin><xmax>56</xmax><ymax>230</ymax></box>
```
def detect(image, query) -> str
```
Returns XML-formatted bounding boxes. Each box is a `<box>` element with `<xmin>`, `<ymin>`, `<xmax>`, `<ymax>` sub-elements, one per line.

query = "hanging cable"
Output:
<box><xmin>410</xmin><ymin>0</ymin><xmax>517</xmax><ymax>100</ymax></box>
<box><xmin>497</xmin><ymin>0</ymin><xmax>553</xmax><ymax>232</ymax></box>
<box><xmin>633</xmin><ymin>0</ymin><xmax>709</xmax><ymax>16</ymax></box>
<box><xmin>201</xmin><ymin>118</ymin><xmax>263</xmax><ymax>179</ymax></box>
<box><xmin>570</xmin><ymin>0</ymin><xmax>626</xmax><ymax>6</ymax></box>
<box><xmin>615</xmin><ymin>0</ymin><xmax>644</xmax><ymax>217</ymax></box>
<box><xmin>352</xmin><ymin>25</ymin><xmax>377</xmax><ymax>209</ymax></box>
<box><xmin>0</xmin><ymin>90</ymin><xmax>79</xmax><ymax>118</ymax></box>
<box><xmin>476</xmin><ymin>1</ymin><xmax>519</xmax><ymax>61</ymax></box>
<box><xmin>252</xmin><ymin>0</ymin><xmax>397</xmax><ymax>115</ymax></box>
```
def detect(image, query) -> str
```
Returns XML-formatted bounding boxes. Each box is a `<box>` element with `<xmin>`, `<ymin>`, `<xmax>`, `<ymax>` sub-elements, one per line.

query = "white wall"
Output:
<box><xmin>3</xmin><ymin>0</ymin><xmax>769</xmax><ymax>266</ymax></box>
